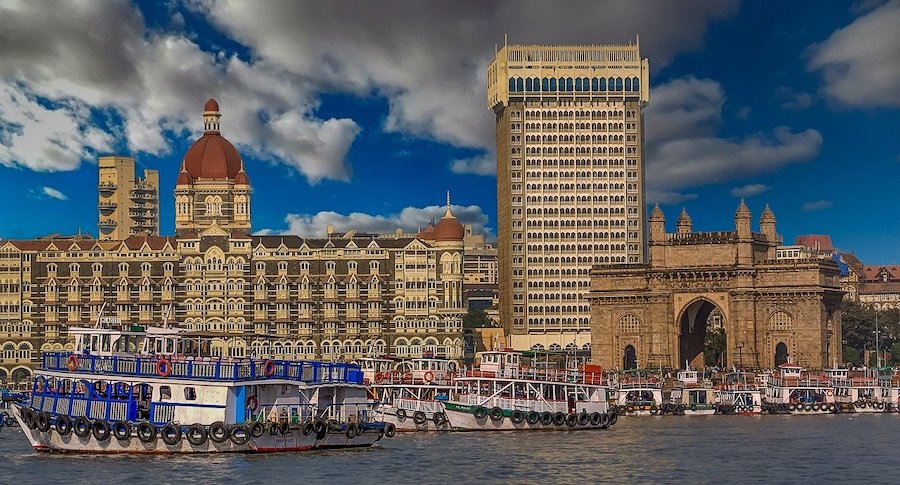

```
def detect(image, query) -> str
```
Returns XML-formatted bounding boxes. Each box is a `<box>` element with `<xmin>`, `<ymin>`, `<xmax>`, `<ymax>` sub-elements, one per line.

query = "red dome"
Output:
<box><xmin>181</xmin><ymin>133</ymin><xmax>243</xmax><ymax>180</ymax></box>
<box><xmin>416</xmin><ymin>223</ymin><xmax>435</xmax><ymax>240</ymax></box>
<box><xmin>233</xmin><ymin>170</ymin><xmax>250</xmax><ymax>185</ymax></box>
<box><xmin>175</xmin><ymin>170</ymin><xmax>193</xmax><ymax>186</ymax></box>
<box><xmin>434</xmin><ymin>212</ymin><xmax>464</xmax><ymax>242</ymax></box>
<box><xmin>204</xmin><ymin>98</ymin><xmax>219</xmax><ymax>112</ymax></box>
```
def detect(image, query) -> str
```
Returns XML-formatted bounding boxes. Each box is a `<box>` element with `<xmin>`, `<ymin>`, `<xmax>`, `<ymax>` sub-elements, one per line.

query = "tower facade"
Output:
<box><xmin>487</xmin><ymin>41</ymin><xmax>649</xmax><ymax>350</ymax></box>
<box><xmin>174</xmin><ymin>99</ymin><xmax>252</xmax><ymax>236</ymax></box>
<box><xmin>97</xmin><ymin>156</ymin><xmax>159</xmax><ymax>240</ymax></box>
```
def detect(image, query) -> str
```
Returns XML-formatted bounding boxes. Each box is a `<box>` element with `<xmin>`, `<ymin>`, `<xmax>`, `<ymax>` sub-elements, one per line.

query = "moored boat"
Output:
<box><xmin>829</xmin><ymin>367</ymin><xmax>891</xmax><ymax>413</ymax></box>
<box><xmin>763</xmin><ymin>363</ymin><xmax>835</xmax><ymax>415</ymax></box>
<box><xmin>667</xmin><ymin>369</ymin><xmax>716</xmax><ymax>415</ymax></box>
<box><xmin>441</xmin><ymin>351</ymin><xmax>616</xmax><ymax>431</ymax></box>
<box><xmin>364</xmin><ymin>357</ymin><xmax>457</xmax><ymax>431</ymax></box>
<box><xmin>12</xmin><ymin>322</ymin><xmax>391</xmax><ymax>453</ymax></box>
<box><xmin>717</xmin><ymin>371</ymin><xmax>762</xmax><ymax>415</ymax></box>
<box><xmin>612</xmin><ymin>369</ymin><xmax>664</xmax><ymax>416</ymax></box>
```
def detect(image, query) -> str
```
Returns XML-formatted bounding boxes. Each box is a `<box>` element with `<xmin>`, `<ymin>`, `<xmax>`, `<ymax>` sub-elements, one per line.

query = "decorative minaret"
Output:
<box><xmin>649</xmin><ymin>203</ymin><xmax>666</xmax><ymax>242</ymax></box>
<box><xmin>760</xmin><ymin>204</ymin><xmax>777</xmax><ymax>241</ymax></box>
<box><xmin>734</xmin><ymin>199</ymin><xmax>752</xmax><ymax>239</ymax></box>
<box><xmin>676</xmin><ymin>207</ymin><xmax>693</xmax><ymax>235</ymax></box>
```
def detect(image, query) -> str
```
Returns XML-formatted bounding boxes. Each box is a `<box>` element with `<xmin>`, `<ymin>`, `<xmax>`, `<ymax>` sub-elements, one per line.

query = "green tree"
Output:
<box><xmin>463</xmin><ymin>309</ymin><xmax>495</xmax><ymax>329</ymax></box>
<box><xmin>842</xmin><ymin>345</ymin><xmax>861</xmax><ymax>365</ymax></box>
<box><xmin>704</xmin><ymin>327</ymin><xmax>726</xmax><ymax>367</ymax></box>
<box><xmin>841</xmin><ymin>301</ymin><xmax>900</xmax><ymax>359</ymax></box>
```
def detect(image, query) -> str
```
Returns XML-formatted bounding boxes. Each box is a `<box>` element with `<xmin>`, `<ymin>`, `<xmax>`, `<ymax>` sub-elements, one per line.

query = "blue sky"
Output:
<box><xmin>0</xmin><ymin>0</ymin><xmax>897</xmax><ymax>262</ymax></box>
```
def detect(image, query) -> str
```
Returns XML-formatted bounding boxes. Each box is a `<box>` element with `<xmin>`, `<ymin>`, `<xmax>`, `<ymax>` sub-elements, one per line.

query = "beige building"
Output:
<box><xmin>0</xmin><ymin>99</ymin><xmax>467</xmax><ymax>390</ymax></box>
<box><xmin>589</xmin><ymin>202</ymin><xmax>844</xmax><ymax>370</ymax></box>
<box><xmin>97</xmin><ymin>156</ymin><xmax>159</xmax><ymax>240</ymax></box>
<box><xmin>488</xmin><ymin>41</ymin><xmax>649</xmax><ymax>351</ymax></box>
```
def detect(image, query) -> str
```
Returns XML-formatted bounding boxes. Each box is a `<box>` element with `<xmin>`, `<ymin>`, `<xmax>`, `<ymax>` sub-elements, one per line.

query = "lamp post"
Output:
<box><xmin>736</xmin><ymin>341</ymin><xmax>744</xmax><ymax>370</ymax></box>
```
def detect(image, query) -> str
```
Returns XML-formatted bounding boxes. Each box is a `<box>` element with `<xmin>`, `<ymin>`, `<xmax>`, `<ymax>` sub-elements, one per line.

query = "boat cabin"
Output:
<box><xmin>476</xmin><ymin>351</ymin><xmax>521</xmax><ymax>379</ymax></box>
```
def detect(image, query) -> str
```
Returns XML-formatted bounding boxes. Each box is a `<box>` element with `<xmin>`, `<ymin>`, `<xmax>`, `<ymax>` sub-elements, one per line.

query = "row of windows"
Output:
<box><xmin>526</xmin><ymin>207</ymin><xmax>627</xmax><ymax>215</ymax></box>
<box><xmin>526</xmin><ymin>145</ymin><xmax>626</xmax><ymax>155</ymax></box>
<box><xmin>523</xmin><ymin>134</ymin><xmax>626</xmax><ymax>143</ymax></box>
<box><xmin>529</xmin><ymin>342</ymin><xmax>591</xmax><ymax>352</ymax></box>
<box><xmin>522</xmin><ymin>158</ymin><xmax>633</xmax><ymax>167</ymax></box>
<box><xmin>509</xmin><ymin>76</ymin><xmax>640</xmax><ymax>93</ymax></box>
<box><xmin>526</xmin><ymin>232</ymin><xmax>629</xmax><ymax>240</ymax></box>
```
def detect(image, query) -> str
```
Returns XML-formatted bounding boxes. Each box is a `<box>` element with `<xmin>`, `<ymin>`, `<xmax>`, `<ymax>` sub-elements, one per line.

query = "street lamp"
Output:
<box><xmin>736</xmin><ymin>341</ymin><xmax>744</xmax><ymax>369</ymax></box>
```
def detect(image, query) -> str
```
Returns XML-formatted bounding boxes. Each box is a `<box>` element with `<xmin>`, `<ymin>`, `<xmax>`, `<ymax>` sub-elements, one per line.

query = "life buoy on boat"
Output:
<box><xmin>66</xmin><ymin>354</ymin><xmax>79</xmax><ymax>371</ymax></box>
<box><xmin>263</xmin><ymin>360</ymin><xmax>276</xmax><ymax>378</ymax></box>
<box><xmin>246</xmin><ymin>395</ymin><xmax>259</xmax><ymax>412</ymax></box>
<box><xmin>156</xmin><ymin>358</ymin><xmax>172</xmax><ymax>377</ymax></box>
<box><xmin>826</xmin><ymin>389</ymin><xmax>834</xmax><ymax>396</ymax></box>
<box><xmin>423</xmin><ymin>371</ymin><xmax>435</xmax><ymax>383</ymax></box>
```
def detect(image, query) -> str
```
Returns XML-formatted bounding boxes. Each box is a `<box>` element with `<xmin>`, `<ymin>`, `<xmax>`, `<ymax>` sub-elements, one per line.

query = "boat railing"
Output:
<box><xmin>831</xmin><ymin>377</ymin><xmax>878</xmax><ymax>387</ymax></box>
<box><xmin>41</xmin><ymin>351</ymin><xmax>363</xmax><ymax>385</ymax></box>
<box><xmin>316</xmin><ymin>402</ymin><xmax>378</xmax><ymax>423</ymax></box>
<box><xmin>457</xmin><ymin>393</ymin><xmax>567</xmax><ymax>413</ymax></box>
<box><xmin>718</xmin><ymin>383</ymin><xmax>758</xmax><ymax>392</ymax></box>
<box><xmin>369</xmin><ymin>370</ymin><xmax>456</xmax><ymax>386</ymax></box>
<box><xmin>392</xmin><ymin>397</ymin><xmax>444</xmax><ymax>414</ymax></box>
<box><xmin>768</xmin><ymin>375</ymin><xmax>830</xmax><ymax>388</ymax></box>
<box><xmin>30</xmin><ymin>389</ymin><xmax>136</xmax><ymax>423</ymax></box>
<box><xmin>460</xmin><ymin>366</ymin><xmax>608</xmax><ymax>386</ymax></box>
<box><xmin>616</xmin><ymin>378</ymin><xmax>662</xmax><ymax>389</ymax></box>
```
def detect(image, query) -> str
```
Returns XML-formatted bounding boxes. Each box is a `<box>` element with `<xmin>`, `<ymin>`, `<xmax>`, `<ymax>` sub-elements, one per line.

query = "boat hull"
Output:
<box><xmin>378</xmin><ymin>407</ymin><xmax>452</xmax><ymax>432</ymax></box>
<box><xmin>13</xmin><ymin>406</ymin><xmax>381</xmax><ymax>454</ymax></box>
<box><xmin>442</xmin><ymin>404</ymin><xmax>615</xmax><ymax>432</ymax></box>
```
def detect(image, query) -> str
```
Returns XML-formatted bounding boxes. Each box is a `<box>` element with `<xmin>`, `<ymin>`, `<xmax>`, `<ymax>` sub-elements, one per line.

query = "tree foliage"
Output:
<box><xmin>463</xmin><ymin>309</ymin><xmax>495</xmax><ymax>329</ymax></box>
<box><xmin>841</xmin><ymin>301</ymin><xmax>900</xmax><ymax>359</ymax></box>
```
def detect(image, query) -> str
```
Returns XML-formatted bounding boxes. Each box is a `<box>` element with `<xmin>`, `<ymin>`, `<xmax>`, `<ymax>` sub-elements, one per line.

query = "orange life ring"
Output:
<box><xmin>263</xmin><ymin>359</ymin><xmax>276</xmax><ymax>378</ymax></box>
<box><xmin>444</xmin><ymin>372</ymin><xmax>454</xmax><ymax>382</ymax></box>
<box><xmin>66</xmin><ymin>354</ymin><xmax>79</xmax><ymax>372</ymax></box>
<box><xmin>156</xmin><ymin>358</ymin><xmax>172</xmax><ymax>377</ymax></box>
<box><xmin>247</xmin><ymin>395</ymin><xmax>259</xmax><ymax>412</ymax></box>
<box><xmin>826</xmin><ymin>389</ymin><xmax>834</xmax><ymax>396</ymax></box>
<box><xmin>424</xmin><ymin>371</ymin><xmax>435</xmax><ymax>383</ymax></box>
<box><xmin>374</xmin><ymin>372</ymin><xmax>384</xmax><ymax>383</ymax></box>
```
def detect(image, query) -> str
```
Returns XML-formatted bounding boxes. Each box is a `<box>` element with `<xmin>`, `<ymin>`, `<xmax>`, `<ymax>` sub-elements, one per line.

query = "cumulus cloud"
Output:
<box><xmin>802</xmin><ymin>200</ymin><xmax>834</xmax><ymax>211</ymax></box>
<box><xmin>808</xmin><ymin>0</ymin><xmax>900</xmax><ymax>107</ymax></box>
<box><xmin>191</xmin><ymin>0</ymin><xmax>738</xmax><ymax>173</ymax></box>
<box><xmin>0</xmin><ymin>1</ymin><xmax>359</xmax><ymax>180</ymax></box>
<box><xmin>41</xmin><ymin>186</ymin><xmax>68</xmax><ymax>200</ymax></box>
<box><xmin>644</xmin><ymin>76</ymin><xmax>822</xmax><ymax>200</ymax></box>
<box><xmin>267</xmin><ymin>204</ymin><xmax>491</xmax><ymax>239</ymax></box>
<box><xmin>646</xmin><ymin>190</ymin><xmax>698</xmax><ymax>205</ymax></box>
<box><xmin>729</xmin><ymin>183</ymin><xmax>771</xmax><ymax>198</ymax></box>
<box><xmin>776</xmin><ymin>86</ymin><xmax>815</xmax><ymax>111</ymax></box>
<box><xmin>450</xmin><ymin>153</ymin><xmax>496</xmax><ymax>176</ymax></box>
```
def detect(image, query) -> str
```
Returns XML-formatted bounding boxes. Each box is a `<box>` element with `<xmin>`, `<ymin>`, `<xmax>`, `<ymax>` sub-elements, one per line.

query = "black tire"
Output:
<box><xmin>510</xmin><ymin>410</ymin><xmax>525</xmax><ymax>424</ymax></box>
<box><xmin>432</xmin><ymin>412</ymin><xmax>447</xmax><ymax>426</ymax></box>
<box><xmin>590</xmin><ymin>412</ymin><xmax>602</xmax><ymax>426</ymax></box>
<box><xmin>540</xmin><ymin>411</ymin><xmax>553</xmax><ymax>426</ymax></box>
<box><xmin>345</xmin><ymin>423</ymin><xmax>358</xmax><ymax>439</ymax></box>
<box><xmin>4</xmin><ymin>415</ymin><xmax>13</xmax><ymax>427</ymax></box>
<box><xmin>395</xmin><ymin>408</ymin><xmax>407</xmax><ymax>421</ymax></box>
<box><xmin>56</xmin><ymin>415</ymin><xmax>72</xmax><ymax>436</ymax></box>
<box><xmin>160</xmin><ymin>424</ymin><xmax>181</xmax><ymax>446</ymax></box>
<box><xmin>788</xmin><ymin>404</ymin><xmax>796</xmax><ymax>412</ymax></box>
<box><xmin>413</xmin><ymin>411</ymin><xmax>427</xmax><ymax>425</ymax></box>
<box><xmin>186</xmin><ymin>424</ymin><xmax>207</xmax><ymax>446</ymax></box>
<box><xmin>268</xmin><ymin>422</ymin><xmax>279</xmax><ymax>436</ymax></box>
<box><xmin>27</xmin><ymin>409</ymin><xmax>38</xmax><ymax>430</ymax></box>
<box><xmin>137</xmin><ymin>422</ymin><xmax>156</xmax><ymax>443</ymax></box>
<box><xmin>302</xmin><ymin>422</ymin><xmax>314</xmax><ymax>436</ymax></box>
<box><xmin>526</xmin><ymin>411</ymin><xmax>540</xmax><ymax>425</ymax></box>
<box><xmin>489</xmin><ymin>407</ymin><xmax>504</xmax><ymax>422</ymax></box>
<box><xmin>608</xmin><ymin>412</ymin><xmax>618</xmax><ymax>426</ymax></box>
<box><xmin>73</xmin><ymin>417</ymin><xmax>92</xmax><ymax>438</ymax></box>
<box><xmin>279</xmin><ymin>421</ymin><xmax>290</xmax><ymax>435</ymax></box>
<box><xmin>650</xmin><ymin>408</ymin><xmax>659</xmax><ymax>416</ymax></box>
<box><xmin>577</xmin><ymin>412</ymin><xmax>589</xmax><ymax>426</ymax></box>
<box><xmin>553</xmin><ymin>412</ymin><xmax>566</xmax><ymax>426</ymax></box>
<box><xmin>230</xmin><ymin>425</ymin><xmax>250</xmax><ymax>445</ymax></box>
<box><xmin>803</xmin><ymin>404</ymin><xmax>813</xmax><ymax>412</ymax></box>
<box><xmin>92</xmin><ymin>420</ymin><xmax>111</xmax><ymax>442</ymax></box>
<box><xmin>384</xmin><ymin>422</ymin><xmax>396</xmax><ymax>438</ymax></box>
<box><xmin>209</xmin><ymin>421</ymin><xmax>229</xmax><ymax>443</ymax></box>
<box><xmin>473</xmin><ymin>406</ymin><xmax>488</xmax><ymax>420</ymax></box>
<box><xmin>314</xmin><ymin>419</ymin><xmax>328</xmax><ymax>440</ymax></box>
<box><xmin>565</xmin><ymin>413</ymin><xmax>577</xmax><ymax>427</ymax></box>
<box><xmin>249</xmin><ymin>421</ymin><xmax>265</xmax><ymax>438</ymax></box>
<box><xmin>599</xmin><ymin>414</ymin><xmax>610</xmax><ymax>429</ymax></box>
<box><xmin>112</xmin><ymin>421</ymin><xmax>131</xmax><ymax>441</ymax></box>
<box><xmin>37</xmin><ymin>412</ymin><xmax>52</xmax><ymax>432</ymax></box>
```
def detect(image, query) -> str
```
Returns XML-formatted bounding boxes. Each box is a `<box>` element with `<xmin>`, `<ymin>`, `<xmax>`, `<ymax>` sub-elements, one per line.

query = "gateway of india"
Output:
<box><xmin>589</xmin><ymin>202</ymin><xmax>844</xmax><ymax>370</ymax></box>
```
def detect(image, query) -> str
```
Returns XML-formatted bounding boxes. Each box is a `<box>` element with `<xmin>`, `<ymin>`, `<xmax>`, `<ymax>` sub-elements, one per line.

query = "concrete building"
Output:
<box><xmin>488</xmin><ymin>40</ymin><xmax>650</xmax><ymax>351</ymax></box>
<box><xmin>462</xmin><ymin>224</ymin><xmax>498</xmax><ymax>312</ymax></box>
<box><xmin>97</xmin><ymin>156</ymin><xmax>159</xmax><ymax>240</ymax></box>
<box><xmin>0</xmin><ymin>99</ymin><xmax>466</xmax><ymax>390</ymax></box>
<box><xmin>589</xmin><ymin>202</ymin><xmax>844</xmax><ymax>370</ymax></box>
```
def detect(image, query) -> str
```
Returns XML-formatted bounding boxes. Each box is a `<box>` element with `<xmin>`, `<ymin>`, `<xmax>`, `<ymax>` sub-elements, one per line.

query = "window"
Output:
<box><xmin>159</xmin><ymin>386</ymin><xmax>172</xmax><ymax>401</ymax></box>
<box><xmin>184</xmin><ymin>387</ymin><xmax>197</xmax><ymax>400</ymax></box>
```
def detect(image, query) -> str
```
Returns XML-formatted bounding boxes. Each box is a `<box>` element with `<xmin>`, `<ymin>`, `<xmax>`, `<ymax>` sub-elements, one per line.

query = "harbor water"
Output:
<box><xmin>1</xmin><ymin>414</ymin><xmax>898</xmax><ymax>484</ymax></box>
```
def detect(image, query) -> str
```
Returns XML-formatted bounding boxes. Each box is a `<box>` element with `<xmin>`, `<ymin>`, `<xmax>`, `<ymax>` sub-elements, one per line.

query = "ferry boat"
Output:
<box><xmin>362</xmin><ymin>357</ymin><xmax>457</xmax><ymax>432</ymax></box>
<box><xmin>763</xmin><ymin>363</ymin><xmax>835</xmax><ymax>414</ymax></box>
<box><xmin>612</xmin><ymin>369</ymin><xmax>664</xmax><ymax>415</ymax></box>
<box><xmin>877</xmin><ymin>367</ymin><xmax>900</xmax><ymax>412</ymax></box>
<box><xmin>440</xmin><ymin>351</ymin><xmax>616</xmax><ymax>431</ymax></box>
<box><xmin>829</xmin><ymin>367</ymin><xmax>888</xmax><ymax>413</ymax></box>
<box><xmin>717</xmin><ymin>371</ymin><xmax>762</xmax><ymax>415</ymax></box>
<box><xmin>667</xmin><ymin>369</ymin><xmax>716</xmax><ymax>415</ymax></box>
<box><xmin>11</xmin><ymin>323</ymin><xmax>391</xmax><ymax>453</ymax></box>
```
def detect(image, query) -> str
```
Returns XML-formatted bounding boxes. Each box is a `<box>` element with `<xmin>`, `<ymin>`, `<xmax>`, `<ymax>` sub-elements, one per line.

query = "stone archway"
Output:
<box><xmin>775</xmin><ymin>342</ymin><xmax>789</xmax><ymax>366</ymax></box>
<box><xmin>623</xmin><ymin>345</ymin><xmax>637</xmax><ymax>370</ymax></box>
<box><xmin>678</xmin><ymin>298</ymin><xmax>726</xmax><ymax>369</ymax></box>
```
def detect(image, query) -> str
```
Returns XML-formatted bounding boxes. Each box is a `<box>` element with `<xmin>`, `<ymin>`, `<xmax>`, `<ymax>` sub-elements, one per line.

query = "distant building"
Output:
<box><xmin>97</xmin><ymin>156</ymin><xmax>159</xmax><ymax>240</ymax></box>
<box><xmin>590</xmin><ymin>202</ymin><xmax>844</xmax><ymax>370</ymax></box>
<box><xmin>489</xmin><ymin>40</ymin><xmax>650</xmax><ymax>351</ymax></box>
<box><xmin>858</xmin><ymin>265</ymin><xmax>900</xmax><ymax>310</ymax></box>
<box><xmin>461</xmin><ymin>224</ymin><xmax>498</xmax><ymax>312</ymax></box>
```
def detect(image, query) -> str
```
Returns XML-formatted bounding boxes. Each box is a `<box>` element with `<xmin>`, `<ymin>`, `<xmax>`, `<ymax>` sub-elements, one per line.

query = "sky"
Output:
<box><xmin>0</xmin><ymin>0</ymin><xmax>898</xmax><ymax>262</ymax></box>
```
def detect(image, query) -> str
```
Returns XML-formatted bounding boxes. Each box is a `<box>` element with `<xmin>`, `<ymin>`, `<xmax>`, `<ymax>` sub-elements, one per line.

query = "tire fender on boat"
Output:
<box><xmin>137</xmin><ymin>422</ymin><xmax>157</xmax><ymax>443</ymax></box>
<box><xmin>413</xmin><ymin>411</ymin><xmax>427</xmax><ymax>425</ymax></box>
<box><xmin>209</xmin><ymin>421</ymin><xmax>229</xmax><ymax>443</ymax></box>
<box><xmin>160</xmin><ymin>424</ymin><xmax>182</xmax><ymax>446</ymax></box>
<box><xmin>112</xmin><ymin>420</ymin><xmax>131</xmax><ymax>441</ymax></box>
<box><xmin>230</xmin><ymin>425</ymin><xmax>250</xmax><ymax>445</ymax></box>
<box><xmin>489</xmin><ymin>407</ymin><xmax>504</xmax><ymax>422</ymax></box>
<box><xmin>55</xmin><ymin>415</ymin><xmax>73</xmax><ymax>436</ymax></box>
<box><xmin>302</xmin><ymin>422</ymin><xmax>314</xmax><ymax>436</ymax></box>
<box><xmin>186</xmin><ymin>423</ymin><xmax>208</xmax><ymax>446</ymax></box>
<box><xmin>396</xmin><ymin>408</ymin><xmax>408</xmax><ymax>421</ymax></box>
<box><xmin>92</xmin><ymin>420</ymin><xmax>111</xmax><ymax>442</ymax></box>
<box><xmin>345</xmin><ymin>423</ymin><xmax>358</xmax><ymax>439</ymax></box>
<box><xmin>384</xmin><ymin>423</ymin><xmax>396</xmax><ymax>438</ymax></box>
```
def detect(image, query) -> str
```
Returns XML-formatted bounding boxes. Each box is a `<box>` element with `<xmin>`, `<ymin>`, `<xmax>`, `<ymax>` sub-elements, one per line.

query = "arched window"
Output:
<box><xmin>508</xmin><ymin>77</ymin><xmax>516</xmax><ymax>91</ymax></box>
<box><xmin>623</xmin><ymin>345</ymin><xmax>637</xmax><ymax>370</ymax></box>
<box><xmin>565</xmin><ymin>78</ymin><xmax>574</xmax><ymax>91</ymax></box>
<box><xmin>599</xmin><ymin>78</ymin><xmax>606</xmax><ymax>91</ymax></box>
<box><xmin>615</xmin><ymin>77</ymin><xmax>623</xmax><ymax>91</ymax></box>
<box><xmin>516</xmin><ymin>78</ymin><xmax>524</xmax><ymax>92</ymax></box>
<box><xmin>575</xmin><ymin>78</ymin><xmax>583</xmax><ymax>91</ymax></box>
<box><xmin>618</xmin><ymin>313</ymin><xmax>641</xmax><ymax>334</ymax></box>
<box><xmin>591</xmin><ymin>78</ymin><xmax>599</xmax><ymax>91</ymax></box>
<box><xmin>768</xmin><ymin>311</ymin><xmax>794</xmax><ymax>331</ymax></box>
<box><xmin>632</xmin><ymin>77</ymin><xmax>640</xmax><ymax>92</ymax></box>
<box><xmin>542</xmin><ymin>78</ymin><xmax>550</xmax><ymax>91</ymax></box>
<box><xmin>549</xmin><ymin>78</ymin><xmax>557</xmax><ymax>91</ymax></box>
<box><xmin>525</xmin><ymin>77</ymin><xmax>533</xmax><ymax>92</ymax></box>
<box><xmin>625</xmin><ymin>77</ymin><xmax>632</xmax><ymax>91</ymax></box>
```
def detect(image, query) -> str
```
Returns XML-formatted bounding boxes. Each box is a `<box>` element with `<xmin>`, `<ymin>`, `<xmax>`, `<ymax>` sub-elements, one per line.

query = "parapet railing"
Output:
<box><xmin>41</xmin><ymin>352</ymin><xmax>363</xmax><ymax>385</ymax></box>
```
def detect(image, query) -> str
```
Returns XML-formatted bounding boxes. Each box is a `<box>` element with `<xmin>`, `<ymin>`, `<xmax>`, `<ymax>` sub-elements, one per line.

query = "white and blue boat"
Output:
<box><xmin>12</xmin><ymin>321</ymin><xmax>393</xmax><ymax>453</ymax></box>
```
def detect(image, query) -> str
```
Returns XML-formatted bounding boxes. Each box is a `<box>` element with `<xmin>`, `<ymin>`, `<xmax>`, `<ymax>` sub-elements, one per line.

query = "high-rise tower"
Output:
<box><xmin>174</xmin><ymin>99</ymin><xmax>252</xmax><ymax>235</ymax></box>
<box><xmin>97</xmin><ymin>156</ymin><xmax>159</xmax><ymax>240</ymax></box>
<box><xmin>487</xmin><ymin>40</ymin><xmax>649</xmax><ymax>350</ymax></box>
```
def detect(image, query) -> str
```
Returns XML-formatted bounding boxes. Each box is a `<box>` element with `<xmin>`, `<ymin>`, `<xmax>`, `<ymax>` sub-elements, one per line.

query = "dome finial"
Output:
<box><xmin>443</xmin><ymin>190</ymin><xmax>454</xmax><ymax>218</ymax></box>
<box><xmin>203</xmin><ymin>98</ymin><xmax>221</xmax><ymax>133</ymax></box>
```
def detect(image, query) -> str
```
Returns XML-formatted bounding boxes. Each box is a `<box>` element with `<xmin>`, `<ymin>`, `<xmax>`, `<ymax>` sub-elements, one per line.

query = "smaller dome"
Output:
<box><xmin>434</xmin><ymin>210</ymin><xmax>464</xmax><ymax>242</ymax></box>
<box><xmin>677</xmin><ymin>207</ymin><xmax>692</xmax><ymax>224</ymax></box>
<box><xmin>234</xmin><ymin>170</ymin><xmax>249</xmax><ymax>185</ymax></box>
<box><xmin>416</xmin><ymin>223</ymin><xmax>435</xmax><ymax>240</ymax></box>
<box><xmin>649</xmin><ymin>203</ymin><xmax>665</xmax><ymax>221</ymax></box>
<box><xmin>176</xmin><ymin>170</ymin><xmax>193</xmax><ymax>186</ymax></box>
<box><xmin>204</xmin><ymin>98</ymin><xmax>219</xmax><ymax>112</ymax></box>
<box><xmin>735</xmin><ymin>198</ymin><xmax>751</xmax><ymax>219</ymax></box>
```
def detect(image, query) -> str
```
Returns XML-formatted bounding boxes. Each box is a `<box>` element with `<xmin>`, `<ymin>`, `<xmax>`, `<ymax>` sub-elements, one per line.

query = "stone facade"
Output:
<box><xmin>589</xmin><ymin>202</ymin><xmax>844</xmax><ymax>370</ymax></box>
<box><xmin>97</xmin><ymin>156</ymin><xmax>159</xmax><ymax>240</ymax></box>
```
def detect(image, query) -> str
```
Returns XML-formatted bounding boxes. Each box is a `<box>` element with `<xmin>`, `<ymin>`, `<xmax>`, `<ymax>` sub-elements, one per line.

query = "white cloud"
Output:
<box><xmin>451</xmin><ymin>153</ymin><xmax>496</xmax><ymax>176</ymax></box>
<box><xmin>645</xmin><ymin>76</ymin><xmax>822</xmax><ymax>200</ymax></box>
<box><xmin>808</xmin><ymin>0</ymin><xmax>900</xmax><ymax>107</ymax></box>
<box><xmin>729</xmin><ymin>183</ymin><xmax>771</xmax><ymax>198</ymax></box>
<box><xmin>802</xmin><ymin>200</ymin><xmax>834</xmax><ymax>211</ymax></box>
<box><xmin>270</xmin><ymin>204</ymin><xmax>491</xmax><ymax>239</ymax></box>
<box><xmin>776</xmin><ymin>86</ymin><xmax>814</xmax><ymax>111</ymax></box>
<box><xmin>646</xmin><ymin>190</ymin><xmax>698</xmax><ymax>205</ymax></box>
<box><xmin>0</xmin><ymin>1</ymin><xmax>360</xmax><ymax>181</ymax></box>
<box><xmin>41</xmin><ymin>186</ymin><xmax>68</xmax><ymax>200</ymax></box>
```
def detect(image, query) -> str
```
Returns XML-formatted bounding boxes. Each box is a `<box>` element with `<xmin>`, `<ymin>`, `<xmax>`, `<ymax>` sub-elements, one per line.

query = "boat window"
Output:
<box><xmin>159</xmin><ymin>386</ymin><xmax>172</xmax><ymax>401</ymax></box>
<box><xmin>184</xmin><ymin>387</ymin><xmax>197</xmax><ymax>401</ymax></box>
